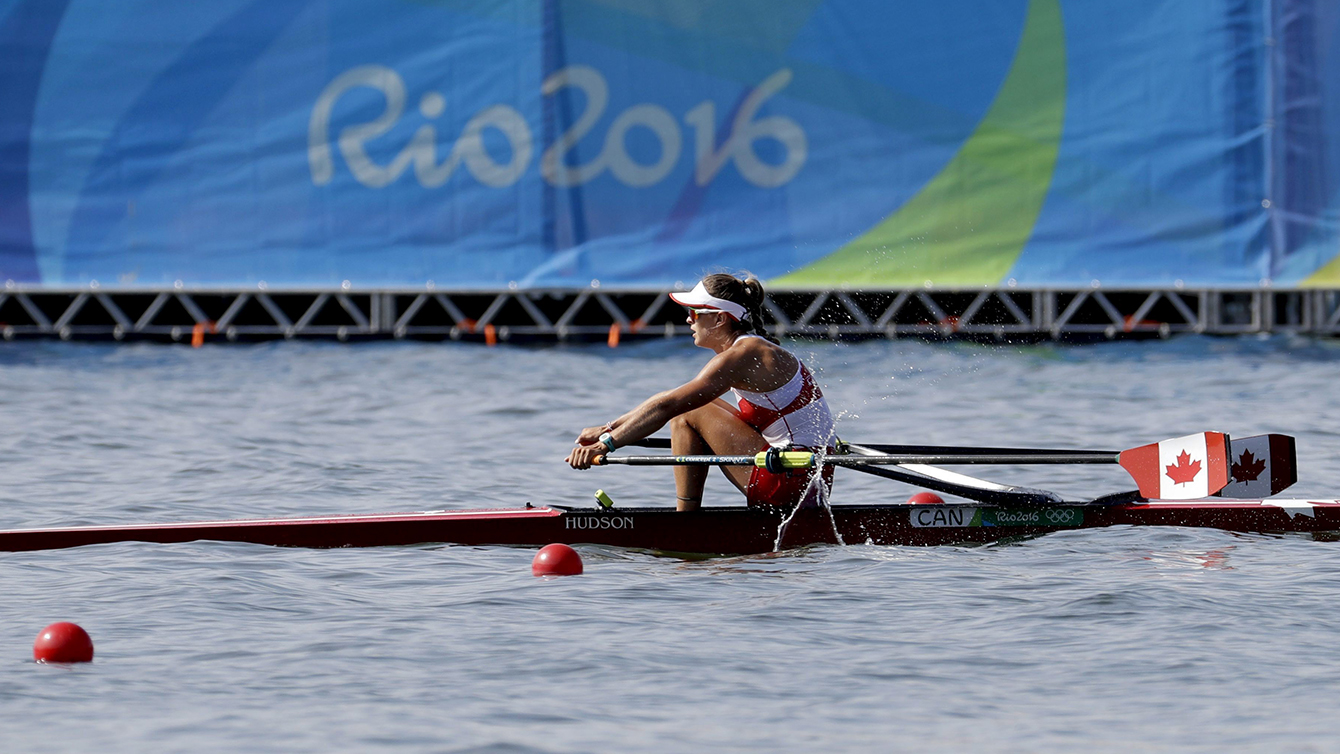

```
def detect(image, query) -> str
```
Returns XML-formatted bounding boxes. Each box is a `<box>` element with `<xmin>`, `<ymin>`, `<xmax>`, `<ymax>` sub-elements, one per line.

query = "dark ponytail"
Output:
<box><xmin>702</xmin><ymin>273</ymin><xmax>779</xmax><ymax>344</ymax></box>
<box><xmin>739</xmin><ymin>276</ymin><xmax>777</xmax><ymax>343</ymax></box>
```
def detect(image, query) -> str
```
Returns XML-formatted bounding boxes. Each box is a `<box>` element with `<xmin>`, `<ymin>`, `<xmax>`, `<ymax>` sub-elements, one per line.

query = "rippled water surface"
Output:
<box><xmin>3</xmin><ymin>336</ymin><xmax>1340</xmax><ymax>752</ymax></box>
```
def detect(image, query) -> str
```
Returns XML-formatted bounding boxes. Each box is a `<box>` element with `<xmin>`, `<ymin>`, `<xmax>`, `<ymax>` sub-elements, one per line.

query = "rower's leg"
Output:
<box><xmin>670</xmin><ymin>411</ymin><xmax>709</xmax><ymax>511</ymax></box>
<box><xmin>669</xmin><ymin>401</ymin><xmax>764</xmax><ymax>510</ymax></box>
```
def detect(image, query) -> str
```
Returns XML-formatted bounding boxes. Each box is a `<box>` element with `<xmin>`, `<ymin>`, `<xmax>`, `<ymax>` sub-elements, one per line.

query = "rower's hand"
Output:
<box><xmin>565</xmin><ymin>441</ymin><xmax>604</xmax><ymax>470</ymax></box>
<box><xmin>575</xmin><ymin>425</ymin><xmax>607</xmax><ymax>445</ymax></box>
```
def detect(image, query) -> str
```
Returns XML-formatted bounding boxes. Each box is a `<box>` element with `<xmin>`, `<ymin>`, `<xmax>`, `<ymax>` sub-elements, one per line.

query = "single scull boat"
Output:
<box><xmin>0</xmin><ymin>430</ymin><xmax>1324</xmax><ymax>555</ymax></box>
<box><xmin>0</xmin><ymin>499</ymin><xmax>1337</xmax><ymax>554</ymax></box>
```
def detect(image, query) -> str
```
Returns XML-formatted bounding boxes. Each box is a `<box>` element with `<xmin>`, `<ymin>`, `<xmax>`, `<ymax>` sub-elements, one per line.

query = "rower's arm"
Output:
<box><xmin>606</xmin><ymin>352</ymin><xmax>742</xmax><ymax>447</ymax></box>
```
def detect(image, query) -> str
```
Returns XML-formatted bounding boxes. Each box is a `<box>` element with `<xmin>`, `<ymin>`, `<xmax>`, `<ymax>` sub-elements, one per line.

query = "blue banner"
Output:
<box><xmin>1</xmin><ymin>0</ymin><xmax>1337</xmax><ymax>288</ymax></box>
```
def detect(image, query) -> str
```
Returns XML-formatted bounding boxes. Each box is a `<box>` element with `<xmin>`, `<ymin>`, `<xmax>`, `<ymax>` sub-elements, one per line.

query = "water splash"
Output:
<box><xmin>772</xmin><ymin>445</ymin><xmax>845</xmax><ymax>551</ymax></box>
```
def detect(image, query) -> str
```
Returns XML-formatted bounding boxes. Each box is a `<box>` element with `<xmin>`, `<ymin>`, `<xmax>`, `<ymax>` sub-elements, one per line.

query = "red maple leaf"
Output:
<box><xmin>1231</xmin><ymin>450</ymin><xmax>1266</xmax><ymax>482</ymax></box>
<box><xmin>1165</xmin><ymin>450</ymin><xmax>1202</xmax><ymax>485</ymax></box>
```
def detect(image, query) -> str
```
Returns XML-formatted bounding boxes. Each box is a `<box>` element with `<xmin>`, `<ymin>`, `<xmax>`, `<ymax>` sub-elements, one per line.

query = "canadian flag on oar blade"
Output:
<box><xmin>1119</xmin><ymin>432</ymin><xmax>1230</xmax><ymax>500</ymax></box>
<box><xmin>1216</xmin><ymin>434</ymin><xmax>1297</xmax><ymax>498</ymax></box>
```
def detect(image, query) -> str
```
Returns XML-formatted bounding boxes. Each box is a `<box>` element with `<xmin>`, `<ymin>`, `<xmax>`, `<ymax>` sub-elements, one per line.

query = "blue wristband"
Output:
<box><xmin>599</xmin><ymin>432</ymin><xmax>617</xmax><ymax>452</ymax></box>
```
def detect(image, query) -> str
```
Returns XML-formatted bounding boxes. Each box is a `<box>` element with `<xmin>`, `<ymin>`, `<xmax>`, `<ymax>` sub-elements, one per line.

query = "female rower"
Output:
<box><xmin>565</xmin><ymin>273</ymin><xmax>836</xmax><ymax>511</ymax></box>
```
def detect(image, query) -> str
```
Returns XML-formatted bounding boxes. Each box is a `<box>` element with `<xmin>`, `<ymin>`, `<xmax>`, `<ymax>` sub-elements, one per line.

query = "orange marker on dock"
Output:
<box><xmin>190</xmin><ymin>321</ymin><xmax>217</xmax><ymax>348</ymax></box>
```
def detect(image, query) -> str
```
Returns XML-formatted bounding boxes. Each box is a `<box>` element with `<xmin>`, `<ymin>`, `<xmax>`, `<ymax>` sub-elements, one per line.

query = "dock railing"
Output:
<box><xmin>1</xmin><ymin>285</ymin><xmax>1337</xmax><ymax>344</ymax></box>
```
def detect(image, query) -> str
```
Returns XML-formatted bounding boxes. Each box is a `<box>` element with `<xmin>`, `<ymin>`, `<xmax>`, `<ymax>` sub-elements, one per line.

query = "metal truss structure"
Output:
<box><xmin>1</xmin><ymin>286</ymin><xmax>1338</xmax><ymax>344</ymax></box>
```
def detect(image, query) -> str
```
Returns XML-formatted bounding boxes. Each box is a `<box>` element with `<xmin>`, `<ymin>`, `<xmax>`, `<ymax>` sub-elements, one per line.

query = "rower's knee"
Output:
<box><xmin>673</xmin><ymin>404</ymin><xmax>716</xmax><ymax>428</ymax></box>
<box><xmin>669</xmin><ymin>413</ymin><xmax>692</xmax><ymax>433</ymax></box>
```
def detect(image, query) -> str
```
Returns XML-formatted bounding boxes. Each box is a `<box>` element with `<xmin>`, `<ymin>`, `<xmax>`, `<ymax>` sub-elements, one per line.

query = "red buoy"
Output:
<box><xmin>532</xmin><ymin>543</ymin><xmax>583</xmax><ymax>576</ymax></box>
<box><xmin>33</xmin><ymin>622</ymin><xmax>94</xmax><ymax>663</ymax></box>
<box><xmin>907</xmin><ymin>492</ymin><xmax>945</xmax><ymax>505</ymax></box>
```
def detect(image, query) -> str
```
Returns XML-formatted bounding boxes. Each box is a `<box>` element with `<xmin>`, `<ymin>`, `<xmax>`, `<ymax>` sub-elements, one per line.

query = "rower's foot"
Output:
<box><xmin>676</xmin><ymin>496</ymin><xmax>702</xmax><ymax>512</ymax></box>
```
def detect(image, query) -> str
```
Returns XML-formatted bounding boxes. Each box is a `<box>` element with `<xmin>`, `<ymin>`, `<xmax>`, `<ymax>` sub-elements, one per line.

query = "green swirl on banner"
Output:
<box><xmin>776</xmin><ymin>0</ymin><xmax>1065</xmax><ymax>288</ymax></box>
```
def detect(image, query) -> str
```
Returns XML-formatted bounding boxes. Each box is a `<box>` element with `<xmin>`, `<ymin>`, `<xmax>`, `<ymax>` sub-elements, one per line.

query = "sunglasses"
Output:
<box><xmin>685</xmin><ymin>308</ymin><xmax>722</xmax><ymax>322</ymax></box>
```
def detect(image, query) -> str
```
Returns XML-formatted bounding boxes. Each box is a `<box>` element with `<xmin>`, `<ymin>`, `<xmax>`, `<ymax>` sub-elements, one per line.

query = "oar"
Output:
<box><xmin>594</xmin><ymin>449</ymin><xmax>1064</xmax><ymax>506</ymax></box>
<box><xmin>601</xmin><ymin>431</ymin><xmax>1237</xmax><ymax>501</ymax></box>
<box><xmin>850</xmin><ymin>433</ymin><xmax>1238</xmax><ymax>501</ymax></box>
<box><xmin>626</xmin><ymin>437</ymin><xmax>1119</xmax><ymax>461</ymax></box>
<box><xmin>835</xmin><ymin>463</ymin><xmax>1062</xmax><ymax>506</ymax></box>
<box><xmin>598</xmin><ymin>450</ymin><xmax>1116</xmax><ymax>466</ymax></box>
<box><xmin>845</xmin><ymin>443</ymin><xmax>1119</xmax><ymax>459</ymax></box>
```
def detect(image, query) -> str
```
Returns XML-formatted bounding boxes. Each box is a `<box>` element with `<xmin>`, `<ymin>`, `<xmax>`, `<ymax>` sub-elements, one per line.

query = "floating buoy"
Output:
<box><xmin>532</xmin><ymin>543</ymin><xmax>583</xmax><ymax>576</ymax></box>
<box><xmin>33</xmin><ymin>622</ymin><xmax>94</xmax><ymax>663</ymax></box>
<box><xmin>907</xmin><ymin>492</ymin><xmax>945</xmax><ymax>505</ymax></box>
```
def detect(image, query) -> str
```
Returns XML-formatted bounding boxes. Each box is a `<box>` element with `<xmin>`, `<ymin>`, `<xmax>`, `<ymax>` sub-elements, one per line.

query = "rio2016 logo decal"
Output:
<box><xmin>308</xmin><ymin>66</ymin><xmax>806</xmax><ymax>191</ymax></box>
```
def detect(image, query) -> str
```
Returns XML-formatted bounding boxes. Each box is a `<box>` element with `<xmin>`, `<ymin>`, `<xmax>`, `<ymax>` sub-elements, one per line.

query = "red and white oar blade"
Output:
<box><xmin>1118</xmin><ymin>432</ymin><xmax>1230</xmax><ymax>500</ymax></box>
<box><xmin>1217</xmin><ymin>434</ymin><xmax>1297</xmax><ymax>498</ymax></box>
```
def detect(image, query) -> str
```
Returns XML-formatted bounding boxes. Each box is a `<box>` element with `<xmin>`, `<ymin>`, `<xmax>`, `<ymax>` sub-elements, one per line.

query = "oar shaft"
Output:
<box><xmin>840</xmin><ymin>453</ymin><xmax>1118</xmax><ymax>465</ymax></box>
<box><xmin>597</xmin><ymin>453</ymin><xmax>1118</xmax><ymax>467</ymax></box>
<box><xmin>624</xmin><ymin>437</ymin><xmax>1121</xmax><ymax>459</ymax></box>
<box><xmin>598</xmin><ymin>455</ymin><xmax>757</xmax><ymax>466</ymax></box>
<box><xmin>852</xmin><ymin>444</ymin><xmax>1121</xmax><ymax>458</ymax></box>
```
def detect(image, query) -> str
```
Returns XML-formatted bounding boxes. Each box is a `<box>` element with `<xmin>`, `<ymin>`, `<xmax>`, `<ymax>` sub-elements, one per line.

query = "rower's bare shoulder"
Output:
<box><xmin>727</xmin><ymin>337</ymin><xmax>796</xmax><ymax>375</ymax></box>
<box><xmin>722</xmin><ymin>336</ymin><xmax>772</xmax><ymax>362</ymax></box>
<box><xmin>746</xmin><ymin>336</ymin><xmax>794</xmax><ymax>362</ymax></box>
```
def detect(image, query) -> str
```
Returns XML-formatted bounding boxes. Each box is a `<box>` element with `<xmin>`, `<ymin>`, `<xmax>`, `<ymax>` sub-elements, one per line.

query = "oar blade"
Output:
<box><xmin>1217</xmin><ymin>433</ymin><xmax>1297</xmax><ymax>498</ymax></box>
<box><xmin>1118</xmin><ymin>432</ymin><xmax>1230</xmax><ymax>500</ymax></box>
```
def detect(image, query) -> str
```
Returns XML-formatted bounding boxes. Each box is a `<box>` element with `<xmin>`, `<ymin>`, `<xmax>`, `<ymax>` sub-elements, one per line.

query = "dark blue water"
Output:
<box><xmin>3</xmin><ymin>336</ymin><xmax>1340</xmax><ymax>752</ymax></box>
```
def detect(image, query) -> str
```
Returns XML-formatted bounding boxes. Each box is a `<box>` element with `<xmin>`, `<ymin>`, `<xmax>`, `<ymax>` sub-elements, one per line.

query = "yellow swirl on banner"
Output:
<box><xmin>776</xmin><ymin>0</ymin><xmax>1066</xmax><ymax>288</ymax></box>
<box><xmin>1301</xmin><ymin>252</ymin><xmax>1340</xmax><ymax>286</ymax></box>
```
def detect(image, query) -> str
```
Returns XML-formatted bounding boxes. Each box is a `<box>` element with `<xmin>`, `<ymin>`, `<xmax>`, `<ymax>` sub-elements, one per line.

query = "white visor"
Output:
<box><xmin>668</xmin><ymin>281</ymin><xmax>749</xmax><ymax>321</ymax></box>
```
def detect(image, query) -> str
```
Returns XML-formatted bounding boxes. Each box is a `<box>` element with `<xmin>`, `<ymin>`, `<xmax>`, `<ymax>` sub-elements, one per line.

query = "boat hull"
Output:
<box><xmin>1</xmin><ymin>500</ymin><xmax>1339</xmax><ymax>555</ymax></box>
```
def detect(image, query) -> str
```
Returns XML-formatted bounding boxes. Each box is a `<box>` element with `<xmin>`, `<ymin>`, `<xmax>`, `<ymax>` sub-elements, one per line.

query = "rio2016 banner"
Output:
<box><xmin>1</xmin><ymin>0</ymin><xmax>1338</xmax><ymax>289</ymax></box>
